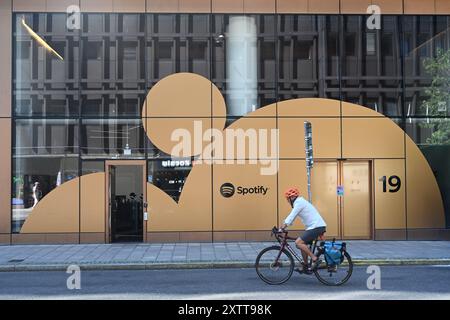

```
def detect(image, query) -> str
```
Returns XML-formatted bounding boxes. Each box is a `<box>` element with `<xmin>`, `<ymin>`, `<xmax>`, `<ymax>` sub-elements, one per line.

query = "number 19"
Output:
<box><xmin>379</xmin><ymin>175</ymin><xmax>401</xmax><ymax>193</ymax></box>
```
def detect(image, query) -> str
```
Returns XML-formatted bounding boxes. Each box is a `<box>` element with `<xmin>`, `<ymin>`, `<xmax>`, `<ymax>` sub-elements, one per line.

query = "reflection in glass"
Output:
<box><xmin>146</xmin><ymin>14</ymin><xmax>210</xmax><ymax>89</ymax></box>
<box><xmin>278</xmin><ymin>15</ymin><xmax>340</xmax><ymax>101</ymax></box>
<box><xmin>404</xmin><ymin>16</ymin><xmax>450</xmax><ymax>117</ymax></box>
<box><xmin>110</xmin><ymin>165</ymin><xmax>143</xmax><ymax>242</ymax></box>
<box><xmin>341</xmin><ymin>15</ymin><xmax>402</xmax><ymax>116</ymax></box>
<box><xmin>12</xmin><ymin>119</ymin><xmax>79</xmax><ymax>233</ymax></box>
<box><xmin>81</xmin><ymin>13</ymin><xmax>146</xmax><ymax>117</ymax></box>
<box><xmin>81</xmin><ymin>119</ymin><xmax>145</xmax><ymax>159</ymax></box>
<box><xmin>226</xmin><ymin>16</ymin><xmax>258</xmax><ymax>116</ymax></box>
<box><xmin>13</xmin><ymin>13</ymin><xmax>80</xmax><ymax>116</ymax></box>
<box><xmin>148</xmin><ymin>159</ymin><xmax>192</xmax><ymax>202</ymax></box>
<box><xmin>212</xmin><ymin>14</ymin><xmax>276</xmax><ymax>116</ymax></box>
<box><xmin>82</xmin><ymin>160</ymin><xmax>104</xmax><ymax>175</ymax></box>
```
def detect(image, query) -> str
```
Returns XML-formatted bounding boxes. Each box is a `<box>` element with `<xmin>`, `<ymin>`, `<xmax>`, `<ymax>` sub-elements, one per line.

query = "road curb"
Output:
<box><xmin>0</xmin><ymin>259</ymin><xmax>449</xmax><ymax>272</ymax></box>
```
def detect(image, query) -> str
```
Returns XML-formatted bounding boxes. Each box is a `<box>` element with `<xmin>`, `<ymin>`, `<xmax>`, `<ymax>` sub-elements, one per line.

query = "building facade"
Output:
<box><xmin>0</xmin><ymin>0</ymin><xmax>449</xmax><ymax>244</ymax></box>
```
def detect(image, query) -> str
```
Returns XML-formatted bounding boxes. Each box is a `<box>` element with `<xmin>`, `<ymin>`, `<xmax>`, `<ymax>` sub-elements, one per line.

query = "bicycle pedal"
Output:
<box><xmin>295</xmin><ymin>267</ymin><xmax>313</xmax><ymax>275</ymax></box>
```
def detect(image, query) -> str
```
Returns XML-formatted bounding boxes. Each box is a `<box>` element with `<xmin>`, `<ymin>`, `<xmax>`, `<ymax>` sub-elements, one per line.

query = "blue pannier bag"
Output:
<box><xmin>324</xmin><ymin>241</ymin><xmax>345</xmax><ymax>266</ymax></box>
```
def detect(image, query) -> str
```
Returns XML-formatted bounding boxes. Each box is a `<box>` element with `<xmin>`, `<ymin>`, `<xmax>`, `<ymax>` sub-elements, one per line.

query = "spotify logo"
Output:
<box><xmin>220</xmin><ymin>183</ymin><xmax>235</xmax><ymax>198</ymax></box>
<box><xmin>220</xmin><ymin>183</ymin><xmax>269</xmax><ymax>198</ymax></box>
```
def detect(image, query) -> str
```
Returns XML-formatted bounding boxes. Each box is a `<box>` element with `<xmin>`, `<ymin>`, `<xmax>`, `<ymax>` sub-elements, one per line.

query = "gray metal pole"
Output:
<box><xmin>304</xmin><ymin>121</ymin><xmax>313</xmax><ymax>203</ymax></box>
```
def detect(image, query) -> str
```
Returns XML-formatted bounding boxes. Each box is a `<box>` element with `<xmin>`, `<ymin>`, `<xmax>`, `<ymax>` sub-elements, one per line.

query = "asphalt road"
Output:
<box><xmin>0</xmin><ymin>265</ymin><xmax>449</xmax><ymax>300</ymax></box>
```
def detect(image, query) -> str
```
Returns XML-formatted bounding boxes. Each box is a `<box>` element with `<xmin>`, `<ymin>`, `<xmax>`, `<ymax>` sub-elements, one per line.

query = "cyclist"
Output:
<box><xmin>280</xmin><ymin>187</ymin><xmax>327</xmax><ymax>272</ymax></box>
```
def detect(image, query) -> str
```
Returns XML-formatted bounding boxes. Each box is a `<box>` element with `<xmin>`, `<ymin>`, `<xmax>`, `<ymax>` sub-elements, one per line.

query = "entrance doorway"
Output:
<box><xmin>106</xmin><ymin>161</ymin><xmax>147</xmax><ymax>243</ymax></box>
<box><xmin>312</xmin><ymin>160</ymin><xmax>372</xmax><ymax>240</ymax></box>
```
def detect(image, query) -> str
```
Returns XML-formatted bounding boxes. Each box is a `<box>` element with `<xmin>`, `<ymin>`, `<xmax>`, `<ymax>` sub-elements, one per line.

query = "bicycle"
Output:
<box><xmin>255</xmin><ymin>226</ymin><xmax>353</xmax><ymax>286</ymax></box>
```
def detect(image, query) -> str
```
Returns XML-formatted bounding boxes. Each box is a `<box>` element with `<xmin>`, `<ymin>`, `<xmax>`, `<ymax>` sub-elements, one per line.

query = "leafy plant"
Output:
<box><xmin>421</xmin><ymin>48</ymin><xmax>450</xmax><ymax>145</ymax></box>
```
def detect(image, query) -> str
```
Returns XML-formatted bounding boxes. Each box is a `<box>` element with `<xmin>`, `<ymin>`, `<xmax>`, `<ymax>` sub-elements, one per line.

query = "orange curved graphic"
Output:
<box><xmin>20</xmin><ymin>72</ymin><xmax>446</xmax><ymax>234</ymax></box>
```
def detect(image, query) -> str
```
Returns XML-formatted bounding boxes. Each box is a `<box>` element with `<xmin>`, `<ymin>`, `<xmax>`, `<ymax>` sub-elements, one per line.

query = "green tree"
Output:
<box><xmin>421</xmin><ymin>48</ymin><xmax>450</xmax><ymax>145</ymax></box>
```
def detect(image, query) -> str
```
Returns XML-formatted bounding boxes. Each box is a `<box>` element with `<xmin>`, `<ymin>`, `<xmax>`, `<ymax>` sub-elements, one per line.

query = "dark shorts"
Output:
<box><xmin>300</xmin><ymin>227</ymin><xmax>326</xmax><ymax>244</ymax></box>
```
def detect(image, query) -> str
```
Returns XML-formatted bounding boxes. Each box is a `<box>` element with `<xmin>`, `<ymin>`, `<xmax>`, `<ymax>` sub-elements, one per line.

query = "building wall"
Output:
<box><xmin>3</xmin><ymin>0</ymin><xmax>450</xmax><ymax>244</ymax></box>
<box><xmin>0</xmin><ymin>0</ymin><xmax>12</xmax><ymax>245</ymax></box>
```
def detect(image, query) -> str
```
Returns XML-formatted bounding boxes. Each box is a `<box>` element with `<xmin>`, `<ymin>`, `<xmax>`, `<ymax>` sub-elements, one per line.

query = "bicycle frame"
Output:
<box><xmin>256</xmin><ymin>227</ymin><xmax>353</xmax><ymax>286</ymax></box>
<box><xmin>272</xmin><ymin>229</ymin><xmax>320</xmax><ymax>265</ymax></box>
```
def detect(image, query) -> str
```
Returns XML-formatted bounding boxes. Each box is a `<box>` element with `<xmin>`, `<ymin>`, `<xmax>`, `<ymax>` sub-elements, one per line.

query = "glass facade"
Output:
<box><xmin>12</xmin><ymin>13</ymin><xmax>450</xmax><ymax>232</ymax></box>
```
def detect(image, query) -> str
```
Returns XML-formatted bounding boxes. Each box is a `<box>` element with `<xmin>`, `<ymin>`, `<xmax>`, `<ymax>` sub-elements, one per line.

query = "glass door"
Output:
<box><xmin>108</xmin><ymin>164</ymin><xmax>145</xmax><ymax>242</ymax></box>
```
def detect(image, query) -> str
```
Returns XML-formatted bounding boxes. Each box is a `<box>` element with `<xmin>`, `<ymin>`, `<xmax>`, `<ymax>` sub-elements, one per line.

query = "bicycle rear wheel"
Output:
<box><xmin>313</xmin><ymin>251</ymin><xmax>353</xmax><ymax>286</ymax></box>
<box><xmin>255</xmin><ymin>245</ymin><xmax>294</xmax><ymax>285</ymax></box>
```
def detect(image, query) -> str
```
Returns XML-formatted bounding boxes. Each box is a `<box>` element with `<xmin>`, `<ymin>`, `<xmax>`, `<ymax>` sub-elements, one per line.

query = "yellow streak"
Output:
<box><xmin>21</xmin><ymin>18</ymin><xmax>64</xmax><ymax>61</ymax></box>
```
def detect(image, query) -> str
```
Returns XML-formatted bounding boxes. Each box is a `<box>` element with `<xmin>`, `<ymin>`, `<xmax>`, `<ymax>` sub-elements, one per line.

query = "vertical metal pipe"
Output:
<box><xmin>304</xmin><ymin>121</ymin><xmax>313</xmax><ymax>202</ymax></box>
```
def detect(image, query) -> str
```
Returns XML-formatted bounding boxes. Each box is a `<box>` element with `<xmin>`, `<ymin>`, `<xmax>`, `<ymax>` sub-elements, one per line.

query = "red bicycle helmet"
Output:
<box><xmin>284</xmin><ymin>187</ymin><xmax>300</xmax><ymax>200</ymax></box>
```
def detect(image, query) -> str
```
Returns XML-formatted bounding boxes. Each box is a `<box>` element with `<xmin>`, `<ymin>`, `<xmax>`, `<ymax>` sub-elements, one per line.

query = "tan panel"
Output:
<box><xmin>147</xmin><ymin>163</ymin><xmax>212</xmax><ymax>231</ymax></box>
<box><xmin>308</xmin><ymin>0</ymin><xmax>340</xmax><ymax>14</ymax></box>
<box><xmin>213</xmin><ymin>231</ymin><xmax>246</xmax><ymax>241</ymax></box>
<box><xmin>340</xmin><ymin>0</ymin><xmax>371</xmax><ymax>14</ymax></box>
<box><xmin>277</xmin><ymin>0</ymin><xmax>308</xmax><ymax>13</ymax></box>
<box><xmin>0</xmin><ymin>0</ymin><xmax>11</xmax><ymax>118</ymax></box>
<box><xmin>44</xmin><ymin>233</ymin><xmax>79</xmax><ymax>244</ymax></box>
<box><xmin>342</xmin><ymin>118</ymin><xmax>405</xmax><ymax>158</ymax></box>
<box><xmin>371</xmin><ymin>0</ymin><xmax>403</xmax><ymax>14</ymax></box>
<box><xmin>342</xmin><ymin>100</ymin><xmax>383</xmax><ymax>117</ymax></box>
<box><xmin>13</xmin><ymin>0</ymin><xmax>45</xmax><ymax>11</ymax></box>
<box><xmin>214</xmin><ymin>117</ymin><xmax>278</xmax><ymax>161</ymax></box>
<box><xmin>407</xmin><ymin>229</ymin><xmax>445</xmax><ymax>241</ymax></box>
<box><xmin>405</xmin><ymin>138</ymin><xmax>445</xmax><ymax>229</ymax></box>
<box><xmin>20</xmin><ymin>178</ymin><xmax>80</xmax><ymax>233</ymax></box>
<box><xmin>244</xmin><ymin>0</ymin><xmax>276</xmax><ymax>13</ymax></box>
<box><xmin>311</xmin><ymin>162</ymin><xmax>339</xmax><ymax>237</ymax></box>
<box><xmin>436</xmin><ymin>0</ymin><xmax>450</xmax><ymax>14</ymax></box>
<box><xmin>176</xmin><ymin>163</ymin><xmax>212</xmax><ymax>230</ymax></box>
<box><xmin>144</xmin><ymin>117</ymin><xmax>213</xmax><ymax>158</ymax></box>
<box><xmin>80</xmin><ymin>0</ymin><xmax>113</xmax><ymax>12</ymax></box>
<box><xmin>113</xmin><ymin>0</ymin><xmax>145</xmax><ymax>12</ymax></box>
<box><xmin>81</xmin><ymin>172</ymin><xmax>105</xmax><ymax>233</ymax></box>
<box><xmin>279</xmin><ymin>117</ymin><xmax>341</xmax><ymax>159</ymax></box>
<box><xmin>277</xmin><ymin>98</ymin><xmax>340</xmax><ymax>117</ymax></box>
<box><xmin>278</xmin><ymin>160</ymin><xmax>307</xmax><ymax>230</ymax></box>
<box><xmin>143</xmin><ymin>73</ymin><xmax>215</xmax><ymax>117</ymax></box>
<box><xmin>245</xmin><ymin>231</ymin><xmax>272</xmax><ymax>241</ymax></box>
<box><xmin>12</xmin><ymin>234</ymin><xmax>46</xmax><ymax>244</ymax></box>
<box><xmin>0</xmin><ymin>119</ymin><xmax>11</xmax><ymax>234</ymax></box>
<box><xmin>342</xmin><ymin>161</ymin><xmax>371</xmax><ymax>239</ymax></box>
<box><xmin>212</xmin><ymin>0</ymin><xmax>244</xmax><ymax>13</ymax></box>
<box><xmin>375</xmin><ymin>229</ymin><xmax>406</xmax><ymax>240</ymax></box>
<box><xmin>374</xmin><ymin>159</ymin><xmax>406</xmax><ymax>229</ymax></box>
<box><xmin>146</xmin><ymin>232</ymin><xmax>180</xmax><ymax>242</ymax></box>
<box><xmin>213</xmin><ymin>163</ymin><xmax>277</xmax><ymax>231</ymax></box>
<box><xmin>404</xmin><ymin>0</ymin><xmax>436</xmax><ymax>14</ymax></box>
<box><xmin>179</xmin><ymin>0</ymin><xmax>211</xmax><ymax>13</ymax></box>
<box><xmin>147</xmin><ymin>0</ymin><xmax>179</xmax><ymax>12</ymax></box>
<box><xmin>179</xmin><ymin>232</ymin><xmax>212</xmax><ymax>242</ymax></box>
<box><xmin>80</xmin><ymin>233</ymin><xmax>105</xmax><ymax>244</ymax></box>
<box><xmin>0</xmin><ymin>234</ymin><xmax>10</xmax><ymax>244</ymax></box>
<box><xmin>46</xmin><ymin>0</ymin><xmax>80</xmax><ymax>12</ymax></box>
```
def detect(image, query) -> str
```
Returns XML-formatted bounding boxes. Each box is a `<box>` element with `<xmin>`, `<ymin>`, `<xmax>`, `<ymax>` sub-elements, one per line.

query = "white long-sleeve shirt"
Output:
<box><xmin>284</xmin><ymin>197</ymin><xmax>326</xmax><ymax>230</ymax></box>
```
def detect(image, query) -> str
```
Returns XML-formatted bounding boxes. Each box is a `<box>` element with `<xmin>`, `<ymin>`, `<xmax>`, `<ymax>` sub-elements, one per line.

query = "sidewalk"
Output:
<box><xmin>1</xmin><ymin>241</ymin><xmax>450</xmax><ymax>272</ymax></box>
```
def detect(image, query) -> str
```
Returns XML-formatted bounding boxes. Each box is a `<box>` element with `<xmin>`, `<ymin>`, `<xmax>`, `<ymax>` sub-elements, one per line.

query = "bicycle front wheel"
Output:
<box><xmin>255</xmin><ymin>245</ymin><xmax>294</xmax><ymax>285</ymax></box>
<box><xmin>313</xmin><ymin>251</ymin><xmax>353</xmax><ymax>286</ymax></box>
